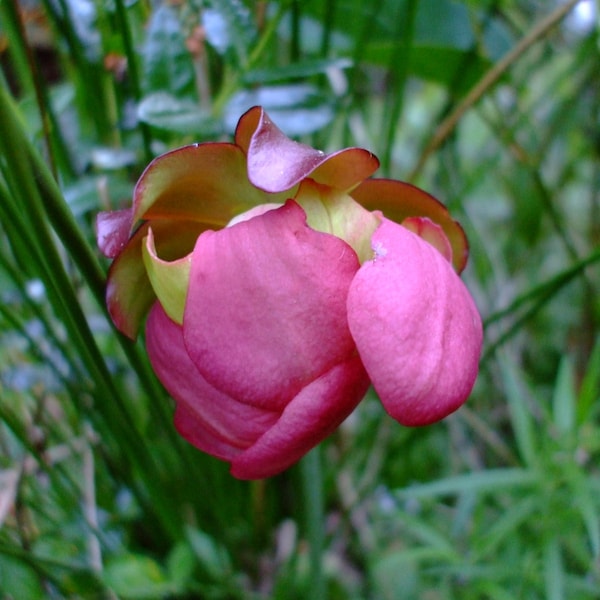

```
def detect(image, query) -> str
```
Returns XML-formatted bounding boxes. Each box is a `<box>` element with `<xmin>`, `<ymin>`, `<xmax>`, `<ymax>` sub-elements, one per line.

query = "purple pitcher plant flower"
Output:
<box><xmin>97</xmin><ymin>107</ymin><xmax>482</xmax><ymax>479</ymax></box>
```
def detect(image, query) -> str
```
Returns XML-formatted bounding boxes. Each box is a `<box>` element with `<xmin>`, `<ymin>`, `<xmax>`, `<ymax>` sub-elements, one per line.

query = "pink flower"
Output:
<box><xmin>97</xmin><ymin>107</ymin><xmax>482</xmax><ymax>479</ymax></box>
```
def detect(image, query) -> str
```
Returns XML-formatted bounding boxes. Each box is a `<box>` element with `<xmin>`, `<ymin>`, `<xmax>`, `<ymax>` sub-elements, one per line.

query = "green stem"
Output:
<box><xmin>300</xmin><ymin>447</ymin><xmax>326</xmax><ymax>600</ymax></box>
<box><xmin>113</xmin><ymin>0</ymin><xmax>153</xmax><ymax>161</ymax></box>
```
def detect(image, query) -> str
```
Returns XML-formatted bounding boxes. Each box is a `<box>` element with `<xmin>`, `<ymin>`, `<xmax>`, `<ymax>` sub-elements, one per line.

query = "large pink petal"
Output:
<box><xmin>347</xmin><ymin>218</ymin><xmax>482</xmax><ymax>426</ymax></box>
<box><xmin>146</xmin><ymin>303</ymin><xmax>279</xmax><ymax>460</ymax></box>
<box><xmin>237</xmin><ymin>107</ymin><xmax>379</xmax><ymax>193</ymax></box>
<box><xmin>230</xmin><ymin>356</ymin><xmax>370</xmax><ymax>479</ymax></box>
<box><xmin>183</xmin><ymin>200</ymin><xmax>360</xmax><ymax>409</ymax></box>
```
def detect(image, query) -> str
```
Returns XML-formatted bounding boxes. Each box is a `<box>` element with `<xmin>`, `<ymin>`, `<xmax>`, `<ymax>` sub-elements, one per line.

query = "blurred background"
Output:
<box><xmin>1</xmin><ymin>0</ymin><xmax>599</xmax><ymax>598</ymax></box>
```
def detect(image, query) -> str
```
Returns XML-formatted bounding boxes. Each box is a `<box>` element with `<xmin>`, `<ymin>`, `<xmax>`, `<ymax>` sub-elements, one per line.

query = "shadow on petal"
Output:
<box><xmin>146</xmin><ymin>304</ymin><xmax>279</xmax><ymax>461</ymax></box>
<box><xmin>230</xmin><ymin>356</ymin><xmax>370</xmax><ymax>480</ymax></box>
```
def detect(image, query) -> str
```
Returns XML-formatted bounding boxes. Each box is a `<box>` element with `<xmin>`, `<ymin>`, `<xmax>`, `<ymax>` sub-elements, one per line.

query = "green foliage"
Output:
<box><xmin>1</xmin><ymin>0</ymin><xmax>599</xmax><ymax>598</ymax></box>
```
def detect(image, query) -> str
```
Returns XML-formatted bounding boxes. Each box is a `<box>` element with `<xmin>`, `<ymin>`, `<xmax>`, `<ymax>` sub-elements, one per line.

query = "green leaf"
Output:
<box><xmin>0</xmin><ymin>555</ymin><xmax>45</xmax><ymax>600</ymax></box>
<box><xmin>363</xmin><ymin>44</ymin><xmax>491</xmax><ymax>91</ymax></box>
<box><xmin>552</xmin><ymin>355</ymin><xmax>576</xmax><ymax>435</ymax></box>
<box><xmin>396</xmin><ymin>468</ymin><xmax>538</xmax><ymax>499</ymax></box>
<box><xmin>244</xmin><ymin>57</ymin><xmax>353</xmax><ymax>84</ymax></box>
<box><xmin>137</xmin><ymin>92</ymin><xmax>222</xmax><ymax>135</ymax></box>
<box><xmin>573</xmin><ymin>481</ymin><xmax>600</xmax><ymax>558</ymax></box>
<box><xmin>369</xmin><ymin>550</ymin><xmax>420</xmax><ymax>600</ymax></box>
<box><xmin>224</xmin><ymin>84</ymin><xmax>334</xmax><ymax>135</ymax></box>
<box><xmin>186</xmin><ymin>527</ymin><xmax>233</xmax><ymax>582</ymax></box>
<box><xmin>166</xmin><ymin>542</ymin><xmax>196</xmax><ymax>588</ymax></box>
<box><xmin>544</xmin><ymin>537</ymin><xmax>565</xmax><ymax>600</ymax></box>
<box><xmin>473</xmin><ymin>496</ymin><xmax>539</xmax><ymax>559</ymax></box>
<box><xmin>577</xmin><ymin>336</ymin><xmax>600</xmax><ymax>423</ymax></box>
<box><xmin>204</xmin><ymin>0</ymin><xmax>256</xmax><ymax>66</ymax></box>
<box><xmin>142</xmin><ymin>4</ymin><xmax>195</xmax><ymax>97</ymax></box>
<box><xmin>498</xmin><ymin>352</ymin><xmax>538</xmax><ymax>467</ymax></box>
<box><xmin>104</xmin><ymin>554</ymin><xmax>175</xmax><ymax>599</ymax></box>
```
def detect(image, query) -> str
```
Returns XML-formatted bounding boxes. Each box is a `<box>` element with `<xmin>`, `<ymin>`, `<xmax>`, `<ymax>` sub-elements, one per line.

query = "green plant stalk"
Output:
<box><xmin>0</xmin><ymin>85</ymin><xmax>183</xmax><ymax>543</ymax></box>
<box><xmin>39</xmin><ymin>0</ymin><xmax>114</xmax><ymax>144</ymax></box>
<box><xmin>112</xmin><ymin>0</ymin><xmax>153</xmax><ymax>161</ymax></box>
<box><xmin>379</xmin><ymin>0</ymin><xmax>418</xmax><ymax>175</ymax></box>
<box><xmin>0</xmin><ymin>86</ymin><xmax>164</xmax><ymax>405</ymax></box>
<box><xmin>300</xmin><ymin>447</ymin><xmax>326</xmax><ymax>600</ymax></box>
<box><xmin>319</xmin><ymin>0</ymin><xmax>336</xmax><ymax>57</ymax></box>
<box><xmin>343</xmin><ymin>0</ymin><xmax>384</xmax><ymax>148</ymax></box>
<box><xmin>15</xmin><ymin>91</ymin><xmax>204</xmax><ymax>477</ymax></box>
<box><xmin>0</xmin><ymin>84</ymin><xmax>241</xmax><ymax>540</ymax></box>
<box><xmin>0</xmin><ymin>0</ymin><xmax>34</xmax><ymax>96</ymax></box>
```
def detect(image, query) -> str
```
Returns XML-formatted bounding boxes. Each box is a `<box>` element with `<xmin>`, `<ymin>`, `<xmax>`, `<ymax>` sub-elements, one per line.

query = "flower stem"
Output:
<box><xmin>300</xmin><ymin>446</ymin><xmax>326</xmax><ymax>600</ymax></box>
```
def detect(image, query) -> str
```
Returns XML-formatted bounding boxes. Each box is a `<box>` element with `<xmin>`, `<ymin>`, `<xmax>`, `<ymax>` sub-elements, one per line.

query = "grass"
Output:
<box><xmin>1</xmin><ymin>0</ymin><xmax>599</xmax><ymax>598</ymax></box>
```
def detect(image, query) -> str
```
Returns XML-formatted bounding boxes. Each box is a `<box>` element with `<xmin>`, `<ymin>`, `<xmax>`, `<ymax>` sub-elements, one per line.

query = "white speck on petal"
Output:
<box><xmin>372</xmin><ymin>241</ymin><xmax>387</xmax><ymax>260</ymax></box>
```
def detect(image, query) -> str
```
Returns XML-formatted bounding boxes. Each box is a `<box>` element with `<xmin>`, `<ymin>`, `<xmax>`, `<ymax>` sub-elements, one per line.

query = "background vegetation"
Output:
<box><xmin>1</xmin><ymin>0</ymin><xmax>599</xmax><ymax>598</ymax></box>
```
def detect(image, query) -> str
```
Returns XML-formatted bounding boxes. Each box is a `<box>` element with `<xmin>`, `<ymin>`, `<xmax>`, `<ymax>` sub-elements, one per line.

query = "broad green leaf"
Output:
<box><xmin>203</xmin><ymin>0</ymin><xmax>256</xmax><ymax>66</ymax></box>
<box><xmin>142</xmin><ymin>4</ymin><xmax>195</xmax><ymax>96</ymax></box>
<box><xmin>137</xmin><ymin>92</ymin><xmax>222</xmax><ymax>135</ymax></box>
<box><xmin>225</xmin><ymin>84</ymin><xmax>334</xmax><ymax>135</ymax></box>
<box><xmin>0</xmin><ymin>555</ymin><xmax>45</xmax><ymax>600</ymax></box>
<box><xmin>103</xmin><ymin>554</ymin><xmax>175</xmax><ymax>599</ymax></box>
<box><xmin>186</xmin><ymin>527</ymin><xmax>233</xmax><ymax>582</ymax></box>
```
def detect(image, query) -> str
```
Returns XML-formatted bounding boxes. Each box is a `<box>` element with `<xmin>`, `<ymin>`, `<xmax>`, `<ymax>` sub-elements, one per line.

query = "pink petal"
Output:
<box><xmin>401</xmin><ymin>216</ymin><xmax>453</xmax><ymax>264</ymax></box>
<box><xmin>183</xmin><ymin>200</ymin><xmax>360</xmax><ymax>409</ymax></box>
<box><xmin>96</xmin><ymin>208</ymin><xmax>133</xmax><ymax>258</ymax></box>
<box><xmin>146</xmin><ymin>303</ymin><xmax>279</xmax><ymax>460</ymax></box>
<box><xmin>351</xmin><ymin>179</ymin><xmax>469</xmax><ymax>273</ymax></box>
<box><xmin>237</xmin><ymin>107</ymin><xmax>379</xmax><ymax>193</ymax></box>
<box><xmin>230</xmin><ymin>356</ymin><xmax>370</xmax><ymax>479</ymax></box>
<box><xmin>347</xmin><ymin>218</ymin><xmax>482</xmax><ymax>426</ymax></box>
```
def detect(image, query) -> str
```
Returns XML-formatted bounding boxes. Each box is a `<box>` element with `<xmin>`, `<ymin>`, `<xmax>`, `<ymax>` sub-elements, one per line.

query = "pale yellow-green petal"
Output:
<box><xmin>294</xmin><ymin>179</ymin><xmax>379</xmax><ymax>264</ymax></box>
<box><xmin>142</xmin><ymin>228</ymin><xmax>191</xmax><ymax>325</ymax></box>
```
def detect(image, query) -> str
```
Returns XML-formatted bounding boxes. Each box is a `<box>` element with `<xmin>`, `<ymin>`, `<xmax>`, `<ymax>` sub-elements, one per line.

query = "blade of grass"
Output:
<box><xmin>552</xmin><ymin>355</ymin><xmax>576</xmax><ymax>435</ymax></box>
<box><xmin>497</xmin><ymin>352</ymin><xmax>538</xmax><ymax>468</ymax></box>
<box><xmin>0</xmin><ymin>84</ymin><xmax>184</xmax><ymax>544</ymax></box>
<box><xmin>409</xmin><ymin>0</ymin><xmax>581</xmax><ymax>180</ymax></box>
<box><xmin>483</xmin><ymin>246</ymin><xmax>600</xmax><ymax>361</ymax></box>
<box><xmin>300</xmin><ymin>447</ymin><xmax>326</xmax><ymax>600</ymax></box>
<box><xmin>577</xmin><ymin>335</ymin><xmax>600</xmax><ymax>423</ymax></box>
<box><xmin>395</xmin><ymin>468</ymin><xmax>538</xmax><ymax>500</ymax></box>
<box><xmin>544</xmin><ymin>536</ymin><xmax>565</xmax><ymax>600</ymax></box>
<box><xmin>379</xmin><ymin>0</ymin><xmax>417</xmax><ymax>175</ymax></box>
<box><xmin>112</xmin><ymin>0</ymin><xmax>153</xmax><ymax>161</ymax></box>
